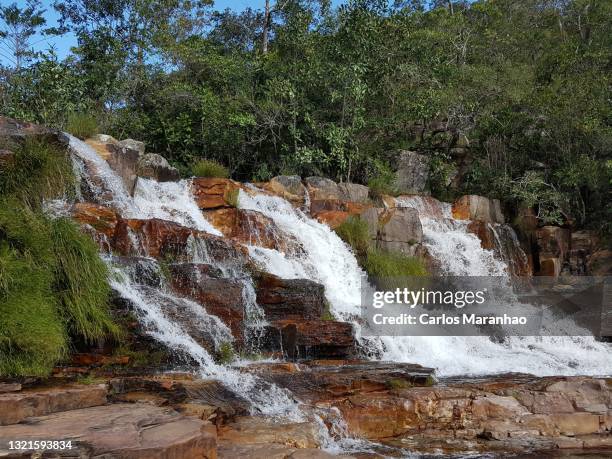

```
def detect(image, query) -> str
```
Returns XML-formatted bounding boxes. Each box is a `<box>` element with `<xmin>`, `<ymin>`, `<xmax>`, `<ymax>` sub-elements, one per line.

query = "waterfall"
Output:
<box><xmin>238</xmin><ymin>191</ymin><xmax>365</xmax><ymax>321</ymax></box>
<box><xmin>240</xmin><ymin>188</ymin><xmax>612</xmax><ymax>377</ymax></box>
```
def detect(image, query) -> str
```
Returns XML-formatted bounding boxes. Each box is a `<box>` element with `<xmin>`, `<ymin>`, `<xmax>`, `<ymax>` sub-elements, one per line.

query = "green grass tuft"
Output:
<box><xmin>223</xmin><ymin>188</ymin><xmax>240</xmax><ymax>208</ymax></box>
<box><xmin>50</xmin><ymin>218</ymin><xmax>120</xmax><ymax>343</ymax></box>
<box><xmin>335</xmin><ymin>216</ymin><xmax>371</xmax><ymax>257</ymax></box>
<box><xmin>362</xmin><ymin>248</ymin><xmax>428</xmax><ymax>278</ymax></box>
<box><xmin>215</xmin><ymin>341</ymin><xmax>236</xmax><ymax>364</ymax></box>
<box><xmin>0</xmin><ymin>139</ymin><xmax>75</xmax><ymax>207</ymax></box>
<box><xmin>192</xmin><ymin>159</ymin><xmax>229</xmax><ymax>178</ymax></box>
<box><xmin>0</xmin><ymin>137</ymin><xmax>119</xmax><ymax>377</ymax></box>
<box><xmin>66</xmin><ymin>112</ymin><xmax>98</xmax><ymax>140</ymax></box>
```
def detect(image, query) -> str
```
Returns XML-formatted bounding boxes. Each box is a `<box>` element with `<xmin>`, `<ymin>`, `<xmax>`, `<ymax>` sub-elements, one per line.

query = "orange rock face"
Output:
<box><xmin>452</xmin><ymin>195</ymin><xmax>504</xmax><ymax>223</ymax></box>
<box><xmin>204</xmin><ymin>207</ymin><xmax>285</xmax><ymax>250</ymax></box>
<box><xmin>191</xmin><ymin>178</ymin><xmax>243</xmax><ymax>209</ymax></box>
<box><xmin>72</xmin><ymin>202</ymin><xmax>119</xmax><ymax>238</ymax></box>
<box><xmin>314</xmin><ymin>210</ymin><xmax>350</xmax><ymax>229</ymax></box>
<box><xmin>72</xmin><ymin>203</ymin><xmax>248</xmax><ymax>262</ymax></box>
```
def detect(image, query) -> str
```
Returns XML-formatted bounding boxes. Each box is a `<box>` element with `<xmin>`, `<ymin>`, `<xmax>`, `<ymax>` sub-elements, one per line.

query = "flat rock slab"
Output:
<box><xmin>218</xmin><ymin>443</ymin><xmax>353</xmax><ymax>458</ymax></box>
<box><xmin>0</xmin><ymin>403</ymin><xmax>216</xmax><ymax>459</ymax></box>
<box><xmin>0</xmin><ymin>384</ymin><xmax>107</xmax><ymax>425</ymax></box>
<box><xmin>249</xmin><ymin>360</ymin><xmax>434</xmax><ymax>400</ymax></box>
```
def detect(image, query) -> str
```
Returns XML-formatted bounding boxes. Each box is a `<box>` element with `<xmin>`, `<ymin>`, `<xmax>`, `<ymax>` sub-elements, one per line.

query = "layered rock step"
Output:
<box><xmin>0</xmin><ymin>384</ymin><xmax>107</xmax><ymax>426</ymax></box>
<box><xmin>0</xmin><ymin>403</ymin><xmax>216</xmax><ymax>459</ymax></box>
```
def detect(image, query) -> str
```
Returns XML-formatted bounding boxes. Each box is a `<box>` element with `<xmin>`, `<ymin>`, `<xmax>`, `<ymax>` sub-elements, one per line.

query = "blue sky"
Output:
<box><xmin>1</xmin><ymin>0</ymin><xmax>344</xmax><ymax>63</ymax></box>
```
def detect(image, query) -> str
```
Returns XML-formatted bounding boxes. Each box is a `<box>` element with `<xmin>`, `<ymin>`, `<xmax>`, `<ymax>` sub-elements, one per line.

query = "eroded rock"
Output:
<box><xmin>137</xmin><ymin>153</ymin><xmax>180</xmax><ymax>182</ymax></box>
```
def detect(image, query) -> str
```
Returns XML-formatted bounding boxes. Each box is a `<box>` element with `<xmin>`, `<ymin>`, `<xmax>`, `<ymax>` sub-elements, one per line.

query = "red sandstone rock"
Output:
<box><xmin>0</xmin><ymin>384</ymin><xmax>107</xmax><ymax>426</ymax></box>
<box><xmin>255</xmin><ymin>272</ymin><xmax>326</xmax><ymax>321</ymax></box>
<box><xmin>192</xmin><ymin>177</ymin><xmax>243</xmax><ymax>209</ymax></box>
<box><xmin>452</xmin><ymin>195</ymin><xmax>504</xmax><ymax>223</ymax></box>
<box><xmin>0</xmin><ymin>403</ymin><xmax>216</xmax><ymax>458</ymax></box>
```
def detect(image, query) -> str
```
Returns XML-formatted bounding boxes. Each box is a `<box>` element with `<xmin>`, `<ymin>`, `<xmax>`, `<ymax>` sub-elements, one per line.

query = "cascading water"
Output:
<box><xmin>381</xmin><ymin>195</ymin><xmax>612</xmax><ymax>376</ymax></box>
<box><xmin>68</xmin><ymin>135</ymin><xmax>302</xmax><ymax>418</ymax></box>
<box><xmin>67</xmin><ymin>133</ymin><xmax>611</xmax><ymax>455</ymax></box>
<box><xmin>240</xmin><ymin>188</ymin><xmax>612</xmax><ymax>377</ymax></box>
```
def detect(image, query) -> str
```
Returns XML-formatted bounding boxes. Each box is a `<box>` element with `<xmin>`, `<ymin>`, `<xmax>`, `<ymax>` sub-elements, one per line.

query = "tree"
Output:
<box><xmin>0</xmin><ymin>0</ymin><xmax>54</xmax><ymax>70</ymax></box>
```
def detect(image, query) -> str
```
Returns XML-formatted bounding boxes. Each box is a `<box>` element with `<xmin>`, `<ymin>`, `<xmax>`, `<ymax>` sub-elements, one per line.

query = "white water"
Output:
<box><xmin>240</xmin><ymin>188</ymin><xmax>612</xmax><ymax>377</ymax></box>
<box><xmin>109</xmin><ymin>259</ymin><xmax>302</xmax><ymax>418</ymax></box>
<box><xmin>239</xmin><ymin>191</ymin><xmax>364</xmax><ymax>320</ymax></box>
<box><xmin>67</xmin><ymin>134</ymin><xmax>612</xmax><ymax>455</ymax></box>
<box><xmin>68</xmin><ymin>135</ymin><xmax>221</xmax><ymax>235</ymax></box>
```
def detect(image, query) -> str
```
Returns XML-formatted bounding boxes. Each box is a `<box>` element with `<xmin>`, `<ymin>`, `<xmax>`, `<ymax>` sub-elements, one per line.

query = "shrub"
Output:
<box><xmin>335</xmin><ymin>216</ymin><xmax>371</xmax><ymax>257</ymax></box>
<box><xmin>191</xmin><ymin>159</ymin><xmax>229</xmax><ymax>178</ymax></box>
<box><xmin>66</xmin><ymin>112</ymin><xmax>98</xmax><ymax>140</ymax></box>
<box><xmin>367</xmin><ymin>161</ymin><xmax>397</xmax><ymax>198</ymax></box>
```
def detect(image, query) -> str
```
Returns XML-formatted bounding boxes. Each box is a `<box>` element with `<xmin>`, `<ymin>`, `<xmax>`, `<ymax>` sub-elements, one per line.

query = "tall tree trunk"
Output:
<box><xmin>262</xmin><ymin>0</ymin><xmax>271</xmax><ymax>54</ymax></box>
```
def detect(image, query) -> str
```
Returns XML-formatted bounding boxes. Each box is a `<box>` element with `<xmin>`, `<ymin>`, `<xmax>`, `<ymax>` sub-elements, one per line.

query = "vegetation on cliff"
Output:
<box><xmin>0</xmin><ymin>0</ymin><xmax>610</xmax><ymax>239</ymax></box>
<box><xmin>0</xmin><ymin>140</ymin><xmax>117</xmax><ymax>376</ymax></box>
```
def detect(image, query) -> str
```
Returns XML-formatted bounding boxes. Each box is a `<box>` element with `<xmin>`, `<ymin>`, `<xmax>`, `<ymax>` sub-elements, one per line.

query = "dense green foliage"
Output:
<box><xmin>0</xmin><ymin>140</ymin><xmax>117</xmax><ymax>376</ymax></box>
<box><xmin>0</xmin><ymin>0</ymin><xmax>610</xmax><ymax>238</ymax></box>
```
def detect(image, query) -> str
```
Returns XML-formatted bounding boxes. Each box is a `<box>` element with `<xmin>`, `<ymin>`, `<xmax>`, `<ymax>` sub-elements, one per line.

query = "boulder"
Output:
<box><xmin>119</xmin><ymin>138</ymin><xmax>146</xmax><ymax>155</ymax></box>
<box><xmin>570</xmin><ymin>230</ymin><xmax>602</xmax><ymax>274</ymax></box>
<box><xmin>255</xmin><ymin>272</ymin><xmax>326</xmax><ymax>321</ymax></box>
<box><xmin>452</xmin><ymin>195</ymin><xmax>504</xmax><ymax>223</ymax></box>
<box><xmin>0</xmin><ymin>384</ymin><xmax>107</xmax><ymax>426</ymax></box>
<box><xmin>85</xmin><ymin>137</ymin><xmax>141</xmax><ymax>194</ymax></box>
<box><xmin>204</xmin><ymin>208</ymin><xmax>289</xmax><ymax>251</ymax></box>
<box><xmin>394</xmin><ymin>150</ymin><xmax>430</xmax><ymax>194</ymax></box>
<box><xmin>264</xmin><ymin>320</ymin><xmax>355</xmax><ymax>359</ymax></box>
<box><xmin>192</xmin><ymin>178</ymin><xmax>243</xmax><ymax>209</ymax></box>
<box><xmin>0</xmin><ymin>403</ymin><xmax>216</xmax><ymax>458</ymax></box>
<box><xmin>376</xmin><ymin>207</ymin><xmax>423</xmax><ymax>256</ymax></box>
<box><xmin>0</xmin><ymin>116</ymin><xmax>67</xmax><ymax>148</ymax></box>
<box><xmin>338</xmin><ymin>182</ymin><xmax>370</xmax><ymax>203</ymax></box>
<box><xmin>169</xmin><ymin>263</ymin><xmax>247</xmax><ymax>340</ymax></box>
<box><xmin>261</xmin><ymin>176</ymin><xmax>308</xmax><ymax>208</ymax></box>
<box><xmin>535</xmin><ymin>226</ymin><xmax>570</xmax><ymax>276</ymax></box>
<box><xmin>137</xmin><ymin>153</ymin><xmax>180</xmax><ymax>182</ymax></box>
<box><xmin>304</xmin><ymin>177</ymin><xmax>342</xmax><ymax>201</ymax></box>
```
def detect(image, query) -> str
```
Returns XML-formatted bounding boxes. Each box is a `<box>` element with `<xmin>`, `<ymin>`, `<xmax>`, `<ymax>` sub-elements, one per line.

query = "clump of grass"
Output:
<box><xmin>215</xmin><ymin>341</ymin><xmax>236</xmax><ymax>364</ymax></box>
<box><xmin>192</xmin><ymin>159</ymin><xmax>229</xmax><ymax>178</ymax></box>
<box><xmin>0</xmin><ymin>241</ymin><xmax>66</xmax><ymax>376</ymax></box>
<box><xmin>224</xmin><ymin>187</ymin><xmax>240</xmax><ymax>208</ymax></box>
<box><xmin>66</xmin><ymin>112</ymin><xmax>98</xmax><ymax>140</ymax></box>
<box><xmin>0</xmin><ymin>136</ymin><xmax>119</xmax><ymax>377</ymax></box>
<box><xmin>321</xmin><ymin>300</ymin><xmax>334</xmax><ymax>321</ymax></box>
<box><xmin>335</xmin><ymin>216</ymin><xmax>371</xmax><ymax>257</ymax></box>
<box><xmin>51</xmin><ymin>218</ymin><xmax>120</xmax><ymax>343</ymax></box>
<box><xmin>387</xmin><ymin>378</ymin><xmax>413</xmax><ymax>389</ymax></box>
<box><xmin>362</xmin><ymin>248</ymin><xmax>428</xmax><ymax>278</ymax></box>
<box><xmin>0</xmin><ymin>139</ymin><xmax>74</xmax><ymax>207</ymax></box>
